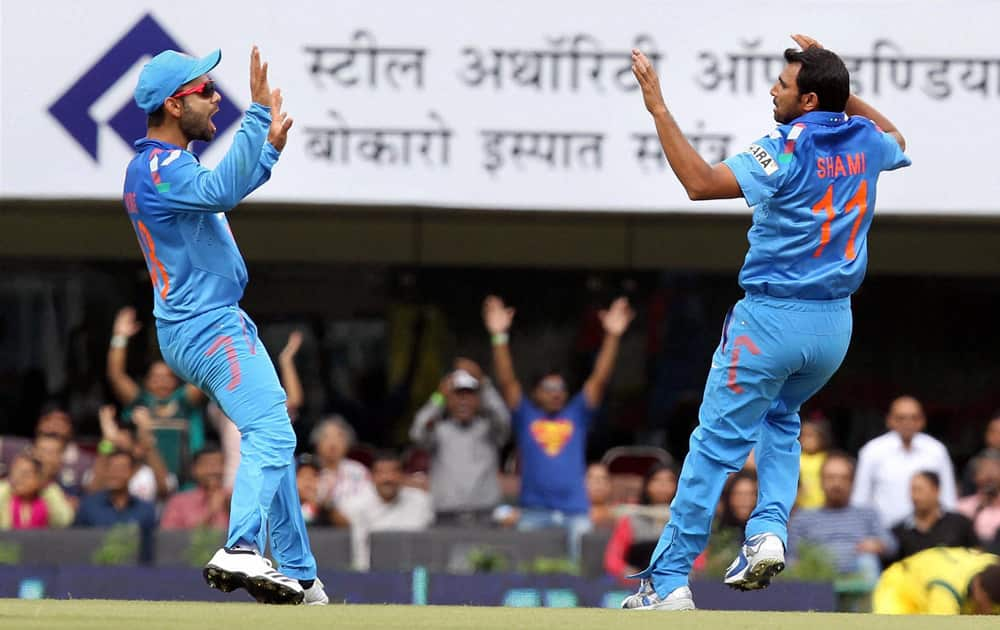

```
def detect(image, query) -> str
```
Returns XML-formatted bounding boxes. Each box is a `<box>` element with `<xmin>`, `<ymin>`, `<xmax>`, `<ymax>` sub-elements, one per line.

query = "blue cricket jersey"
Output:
<box><xmin>122</xmin><ymin>103</ymin><xmax>278</xmax><ymax>323</ymax></box>
<box><xmin>723</xmin><ymin>111</ymin><xmax>911</xmax><ymax>300</ymax></box>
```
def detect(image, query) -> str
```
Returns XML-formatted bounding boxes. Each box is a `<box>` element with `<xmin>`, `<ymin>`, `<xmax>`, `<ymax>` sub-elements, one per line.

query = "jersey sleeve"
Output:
<box><xmin>722</xmin><ymin>131</ymin><xmax>793</xmax><ymax>207</ymax></box>
<box><xmin>154</xmin><ymin>103</ymin><xmax>273</xmax><ymax>213</ymax></box>
<box><xmin>878</xmin><ymin>131</ymin><xmax>911</xmax><ymax>172</ymax></box>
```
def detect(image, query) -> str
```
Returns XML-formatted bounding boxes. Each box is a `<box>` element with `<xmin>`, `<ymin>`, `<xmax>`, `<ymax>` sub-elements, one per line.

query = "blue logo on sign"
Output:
<box><xmin>49</xmin><ymin>13</ymin><xmax>240</xmax><ymax>161</ymax></box>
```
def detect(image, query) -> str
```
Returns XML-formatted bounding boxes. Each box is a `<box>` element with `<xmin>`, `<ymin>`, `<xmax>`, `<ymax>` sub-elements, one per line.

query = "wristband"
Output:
<box><xmin>430</xmin><ymin>392</ymin><xmax>446</xmax><ymax>407</ymax></box>
<box><xmin>491</xmin><ymin>332</ymin><xmax>509</xmax><ymax>346</ymax></box>
<box><xmin>98</xmin><ymin>439</ymin><xmax>115</xmax><ymax>455</ymax></box>
<box><xmin>110</xmin><ymin>335</ymin><xmax>128</xmax><ymax>349</ymax></box>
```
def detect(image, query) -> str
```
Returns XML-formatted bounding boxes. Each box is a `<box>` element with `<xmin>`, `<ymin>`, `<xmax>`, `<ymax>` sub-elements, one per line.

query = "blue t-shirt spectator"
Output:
<box><xmin>514</xmin><ymin>392</ymin><xmax>594</xmax><ymax>515</ymax></box>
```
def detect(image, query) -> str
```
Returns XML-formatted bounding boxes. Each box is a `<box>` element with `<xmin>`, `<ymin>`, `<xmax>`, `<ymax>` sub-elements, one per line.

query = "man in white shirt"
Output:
<box><xmin>344</xmin><ymin>451</ymin><xmax>433</xmax><ymax>570</ymax></box>
<box><xmin>851</xmin><ymin>396</ymin><xmax>957</xmax><ymax>527</ymax></box>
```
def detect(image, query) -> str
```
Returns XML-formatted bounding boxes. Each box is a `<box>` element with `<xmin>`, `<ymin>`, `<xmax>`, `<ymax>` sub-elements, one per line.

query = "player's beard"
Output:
<box><xmin>180</xmin><ymin>102</ymin><xmax>215</xmax><ymax>143</ymax></box>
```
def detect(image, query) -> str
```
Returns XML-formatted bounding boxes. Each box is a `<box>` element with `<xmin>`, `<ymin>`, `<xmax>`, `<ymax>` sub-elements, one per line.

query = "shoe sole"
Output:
<box><xmin>203</xmin><ymin>565</ymin><xmax>305</xmax><ymax>605</ymax></box>
<box><xmin>726</xmin><ymin>558</ymin><xmax>785</xmax><ymax>592</ymax></box>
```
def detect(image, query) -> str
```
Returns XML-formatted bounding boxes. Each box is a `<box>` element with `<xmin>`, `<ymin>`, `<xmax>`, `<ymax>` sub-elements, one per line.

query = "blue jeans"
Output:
<box><xmin>158</xmin><ymin>306</ymin><xmax>316</xmax><ymax>580</ymax></box>
<box><xmin>637</xmin><ymin>293</ymin><xmax>852</xmax><ymax>596</ymax></box>
<box><xmin>517</xmin><ymin>507</ymin><xmax>593</xmax><ymax>561</ymax></box>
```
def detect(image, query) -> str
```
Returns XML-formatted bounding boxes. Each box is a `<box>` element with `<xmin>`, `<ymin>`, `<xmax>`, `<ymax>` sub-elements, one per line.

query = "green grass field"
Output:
<box><xmin>1</xmin><ymin>600</ymin><xmax>998</xmax><ymax>630</ymax></box>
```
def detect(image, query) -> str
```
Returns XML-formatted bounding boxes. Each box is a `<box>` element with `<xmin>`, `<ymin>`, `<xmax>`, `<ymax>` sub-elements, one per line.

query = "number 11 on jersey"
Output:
<box><xmin>812</xmin><ymin>180</ymin><xmax>868</xmax><ymax>261</ymax></box>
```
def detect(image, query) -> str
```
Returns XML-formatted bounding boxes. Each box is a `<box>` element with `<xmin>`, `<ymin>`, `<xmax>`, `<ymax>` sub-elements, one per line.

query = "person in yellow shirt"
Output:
<box><xmin>797</xmin><ymin>417</ymin><xmax>831</xmax><ymax>510</ymax></box>
<box><xmin>873</xmin><ymin>547</ymin><xmax>1000</xmax><ymax>614</ymax></box>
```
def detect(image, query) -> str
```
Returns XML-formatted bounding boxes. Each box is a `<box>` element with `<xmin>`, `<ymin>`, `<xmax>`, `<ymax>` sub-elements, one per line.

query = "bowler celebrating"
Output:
<box><xmin>622</xmin><ymin>34</ymin><xmax>910</xmax><ymax>610</ymax></box>
<box><xmin>124</xmin><ymin>46</ymin><xmax>325</xmax><ymax>605</ymax></box>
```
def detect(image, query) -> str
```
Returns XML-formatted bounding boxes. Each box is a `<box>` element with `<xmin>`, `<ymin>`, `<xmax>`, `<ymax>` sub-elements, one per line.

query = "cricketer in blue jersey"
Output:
<box><xmin>124</xmin><ymin>46</ymin><xmax>326</xmax><ymax>605</ymax></box>
<box><xmin>621</xmin><ymin>34</ymin><xmax>911</xmax><ymax>611</ymax></box>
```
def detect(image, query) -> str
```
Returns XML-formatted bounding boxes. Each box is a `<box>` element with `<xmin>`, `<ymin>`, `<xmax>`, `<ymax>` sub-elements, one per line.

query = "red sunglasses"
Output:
<box><xmin>171</xmin><ymin>80</ymin><xmax>216</xmax><ymax>99</ymax></box>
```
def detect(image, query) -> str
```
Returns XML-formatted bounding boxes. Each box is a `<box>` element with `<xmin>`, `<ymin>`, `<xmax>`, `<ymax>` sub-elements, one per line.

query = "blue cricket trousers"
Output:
<box><xmin>639</xmin><ymin>292</ymin><xmax>852</xmax><ymax>596</ymax></box>
<box><xmin>157</xmin><ymin>305</ymin><xmax>316</xmax><ymax>580</ymax></box>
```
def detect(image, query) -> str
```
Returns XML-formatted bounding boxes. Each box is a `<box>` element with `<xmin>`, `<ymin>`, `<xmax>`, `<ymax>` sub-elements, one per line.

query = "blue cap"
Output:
<box><xmin>133</xmin><ymin>49</ymin><xmax>222</xmax><ymax>114</ymax></box>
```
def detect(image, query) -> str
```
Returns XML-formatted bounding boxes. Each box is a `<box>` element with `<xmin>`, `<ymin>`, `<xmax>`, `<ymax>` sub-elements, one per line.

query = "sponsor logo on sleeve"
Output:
<box><xmin>748</xmin><ymin>144</ymin><xmax>778</xmax><ymax>175</ymax></box>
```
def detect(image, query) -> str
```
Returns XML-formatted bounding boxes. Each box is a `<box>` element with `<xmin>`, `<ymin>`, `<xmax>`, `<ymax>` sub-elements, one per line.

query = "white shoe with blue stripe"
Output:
<box><xmin>724</xmin><ymin>533</ymin><xmax>786</xmax><ymax>591</ymax></box>
<box><xmin>621</xmin><ymin>579</ymin><xmax>696</xmax><ymax>610</ymax></box>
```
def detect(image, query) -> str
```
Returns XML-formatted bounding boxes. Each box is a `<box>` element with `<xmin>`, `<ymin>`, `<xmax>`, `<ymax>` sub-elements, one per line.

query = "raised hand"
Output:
<box><xmin>482</xmin><ymin>296</ymin><xmax>515</xmax><ymax>335</ymax></box>
<box><xmin>249</xmin><ymin>46</ymin><xmax>272</xmax><ymax>107</ymax></box>
<box><xmin>267</xmin><ymin>88</ymin><xmax>294</xmax><ymax>151</ymax></box>
<box><xmin>791</xmin><ymin>34</ymin><xmax>824</xmax><ymax>51</ymax></box>
<box><xmin>631</xmin><ymin>49</ymin><xmax>666</xmax><ymax>115</ymax></box>
<box><xmin>112</xmin><ymin>307</ymin><xmax>142</xmax><ymax>338</ymax></box>
<box><xmin>279</xmin><ymin>330</ymin><xmax>304</xmax><ymax>362</ymax></box>
<box><xmin>598</xmin><ymin>297</ymin><xmax>635</xmax><ymax>337</ymax></box>
<box><xmin>98</xmin><ymin>404</ymin><xmax>120</xmax><ymax>441</ymax></box>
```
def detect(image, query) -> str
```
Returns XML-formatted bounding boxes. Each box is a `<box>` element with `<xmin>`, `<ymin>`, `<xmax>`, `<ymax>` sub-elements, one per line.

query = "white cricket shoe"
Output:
<box><xmin>303</xmin><ymin>577</ymin><xmax>329</xmax><ymax>605</ymax></box>
<box><xmin>724</xmin><ymin>533</ymin><xmax>786</xmax><ymax>591</ymax></box>
<box><xmin>203</xmin><ymin>547</ymin><xmax>305</xmax><ymax>605</ymax></box>
<box><xmin>621</xmin><ymin>579</ymin><xmax>696</xmax><ymax>611</ymax></box>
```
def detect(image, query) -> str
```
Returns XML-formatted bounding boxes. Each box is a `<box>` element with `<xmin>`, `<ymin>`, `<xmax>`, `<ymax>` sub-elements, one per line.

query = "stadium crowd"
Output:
<box><xmin>2</xmin><ymin>302</ymin><xmax>999</xmax><ymax>583</ymax></box>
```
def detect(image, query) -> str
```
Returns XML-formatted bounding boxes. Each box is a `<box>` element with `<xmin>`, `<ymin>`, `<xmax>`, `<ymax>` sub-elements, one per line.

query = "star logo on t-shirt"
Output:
<box><xmin>530</xmin><ymin>419</ymin><xmax>574</xmax><ymax>457</ymax></box>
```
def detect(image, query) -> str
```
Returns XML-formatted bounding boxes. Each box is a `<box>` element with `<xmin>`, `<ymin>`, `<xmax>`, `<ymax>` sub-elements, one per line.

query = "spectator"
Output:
<box><xmin>297</xmin><ymin>457</ymin><xmax>332</xmax><ymax>527</ymax></box>
<box><xmin>890</xmin><ymin>471</ymin><xmax>977</xmax><ymax>562</ymax></box>
<box><xmin>797</xmin><ymin>417</ymin><xmax>831</xmax><ymax>510</ymax></box>
<box><xmin>586</xmin><ymin>462</ymin><xmax>617</xmax><ymax>530</ymax></box>
<box><xmin>604</xmin><ymin>463</ymin><xmax>677</xmax><ymax>583</ymax></box>
<box><xmin>410</xmin><ymin>358</ymin><xmax>510</xmax><ymax>526</ymax></box>
<box><xmin>852</xmin><ymin>396</ymin><xmax>958</xmax><ymax>527</ymax></box>
<box><xmin>85</xmin><ymin>405</ymin><xmax>174</xmax><ymax>503</ymax></box>
<box><xmin>483</xmin><ymin>295</ymin><xmax>634</xmax><ymax>560</ymax></box>
<box><xmin>160</xmin><ymin>446</ymin><xmax>230</xmax><ymax>530</ymax></box>
<box><xmin>2</xmin><ymin>404</ymin><xmax>95</xmax><ymax>493</ymax></box>
<box><xmin>957</xmin><ymin>453</ymin><xmax>1000</xmax><ymax>545</ymax></box>
<box><xmin>715</xmin><ymin>470</ymin><xmax>759</xmax><ymax>541</ymax></box>
<box><xmin>962</xmin><ymin>412</ymin><xmax>1000</xmax><ymax>495</ymax></box>
<box><xmin>789</xmin><ymin>452</ymin><xmax>895</xmax><ymax>582</ymax></box>
<box><xmin>73</xmin><ymin>449</ymin><xmax>157</xmax><ymax>563</ymax></box>
<box><xmin>313</xmin><ymin>416</ymin><xmax>375</xmax><ymax>526</ymax></box>
<box><xmin>206</xmin><ymin>330</ymin><xmax>307</xmax><ymax>491</ymax></box>
<box><xmin>0</xmin><ymin>452</ymin><xmax>74</xmax><ymax>530</ymax></box>
<box><xmin>107</xmin><ymin>306</ymin><xmax>207</xmax><ymax>479</ymax></box>
<box><xmin>344</xmin><ymin>451</ymin><xmax>433</xmax><ymax>571</ymax></box>
<box><xmin>31</xmin><ymin>433</ymin><xmax>82</xmax><ymax>501</ymax></box>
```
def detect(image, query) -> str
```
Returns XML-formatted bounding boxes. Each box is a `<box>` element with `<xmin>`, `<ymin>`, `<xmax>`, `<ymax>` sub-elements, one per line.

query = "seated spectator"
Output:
<box><xmin>797</xmin><ymin>416</ymin><xmax>831</xmax><ymax>510</ymax></box>
<box><xmin>962</xmin><ymin>412</ymin><xmax>1000</xmax><ymax>495</ymax></box>
<box><xmin>957</xmin><ymin>453</ymin><xmax>1000</xmax><ymax>545</ymax></box>
<box><xmin>890</xmin><ymin>471</ymin><xmax>978</xmax><ymax>562</ymax></box>
<box><xmin>715</xmin><ymin>470</ymin><xmax>758</xmax><ymax>541</ymax></box>
<box><xmin>107</xmin><ymin>307</ymin><xmax>206</xmax><ymax>479</ymax></box>
<box><xmin>85</xmin><ymin>405</ymin><xmax>174</xmax><ymax>503</ymax></box>
<box><xmin>604</xmin><ymin>463</ymin><xmax>677</xmax><ymax>584</ymax></box>
<box><xmin>160</xmin><ymin>446</ymin><xmax>230</xmax><ymax>530</ymax></box>
<box><xmin>852</xmin><ymin>396</ymin><xmax>957</xmax><ymax>527</ymax></box>
<box><xmin>297</xmin><ymin>456</ymin><xmax>332</xmax><ymax>526</ymax></box>
<box><xmin>586</xmin><ymin>462</ymin><xmax>617</xmax><ymax>530</ymax></box>
<box><xmin>313</xmin><ymin>415</ymin><xmax>375</xmax><ymax>526</ymax></box>
<box><xmin>789</xmin><ymin>451</ymin><xmax>896</xmax><ymax>583</ymax></box>
<box><xmin>483</xmin><ymin>295</ymin><xmax>634</xmax><ymax>561</ymax></box>
<box><xmin>32</xmin><ymin>433</ymin><xmax>82</xmax><ymax>501</ymax></box>
<box><xmin>0</xmin><ymin>452</ymin><xmax>74</xmax><ymax>530</ymax></box>
<box><xmin>410</xmin><ymin>358</ymin><xmax>510</xmax><ymax>526</ymax></box>
<box><xmin>2</xmin><ymin>404</ymin><xmax>94</xmax><ymax>493</ymax></box>
<box><xmin>74</xmin><ymin>449</ymin><xmax>157</xmax><ymax>563</ymax></box>
<box><xmin>344</xmin><ymin>451</ymin><xmax>433</xmax><ymax>570</ymax></box>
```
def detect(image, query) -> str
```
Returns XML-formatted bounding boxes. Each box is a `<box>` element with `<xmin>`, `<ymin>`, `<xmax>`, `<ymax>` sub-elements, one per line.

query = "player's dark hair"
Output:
<box><xmin>978</xmin><ymin>564</ymin><xmax>1000</xmax><ymax>604</ymax></box>
<box><xmin>148</xmin><ymin>106</ymin><xmax>166</xmax><ymax>128</ymax></box>
<box><xmin>783</xmin><ymin>47</ymin><xmax>850</xmax><ymax>113</ymax></box>
<box><xmin>913</xmin><ymin>470</ymin><xmax>941</xmax><ymax>489</ymax></box>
